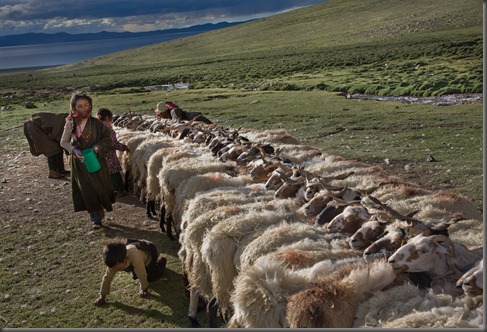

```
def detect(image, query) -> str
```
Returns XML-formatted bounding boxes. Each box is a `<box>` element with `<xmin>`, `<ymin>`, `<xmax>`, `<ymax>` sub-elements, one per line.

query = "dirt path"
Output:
<box><xmin>0</xmin><ymin>149</ymin><xmax>157</xmax><ymax>232</ymax></box>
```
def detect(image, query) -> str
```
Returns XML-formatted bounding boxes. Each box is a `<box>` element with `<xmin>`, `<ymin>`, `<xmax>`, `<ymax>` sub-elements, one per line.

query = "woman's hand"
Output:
<box><xmin>93</xmin><ymin>145</ymin><xmax>100</xmax><ymax>154</ymax></box>
<box><xmin>73</xmin><ymin>148</ymin><xmax>84</xmax><ymax>162</ymax></box>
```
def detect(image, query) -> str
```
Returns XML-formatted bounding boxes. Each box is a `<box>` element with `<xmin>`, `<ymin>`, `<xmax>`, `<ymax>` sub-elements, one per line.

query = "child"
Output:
<box><xmin>94</xmin><ymin>238</ymin><xmax>167</xmax><ymax>306</ymax></box>
<box><xmin>96</xmin><ymin>107</ymin><xmax>129</xmax><ymax>196</ymax></box>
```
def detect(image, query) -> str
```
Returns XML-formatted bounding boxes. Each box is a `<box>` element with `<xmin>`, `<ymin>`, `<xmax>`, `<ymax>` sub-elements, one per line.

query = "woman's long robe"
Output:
<box><xmin>60</xmin><ymin>117</ymin><xmax>115</xmax><ymax>213</ymax></box>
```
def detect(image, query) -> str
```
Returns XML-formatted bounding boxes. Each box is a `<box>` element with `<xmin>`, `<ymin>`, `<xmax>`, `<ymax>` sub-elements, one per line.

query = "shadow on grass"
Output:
<box><xmin>107</xmin><ymin>301</ymin><xmax>179</xmax><ymax>327</ymax></box>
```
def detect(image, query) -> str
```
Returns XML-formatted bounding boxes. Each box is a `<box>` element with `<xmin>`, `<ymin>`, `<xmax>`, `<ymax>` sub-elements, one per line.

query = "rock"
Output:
<box><xmin>426</xmin><ymin>154</ymin><xmax>436</xmax><ymax>162</ymax></box>
<box><xmin>24</xmin><ymin>102</ymin><xmax>37</xmax><ymax>109</ymax></box>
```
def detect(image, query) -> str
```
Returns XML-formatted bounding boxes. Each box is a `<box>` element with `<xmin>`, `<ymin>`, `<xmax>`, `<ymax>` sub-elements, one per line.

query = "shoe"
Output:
<box><xmin>59</xmin><ymin>169</ymin><xmax>71</xmax><ymax>175</ymax></box>
<box><xmin>90</xmin><ymin>212</ymin><xmax>102</xmax><ymax>224</ymax></box>
<box><xmin>154</xmin><ymin>257</ymin><xmax>167</xmax><ymax>280</ymax></box>
<box><xmin>48</xmin><ymin>169</ymin><xmax>65</xmax><ymax>179</ymax></box>
<box><xmin>92</xmin><ymin>223</ymin><xmax>101</xmax><ymax>229</ymax></box>
<box><xmin>147</xmin><ymin>256</ymin><xmax>167</xmax><ymax>282</ymax></box>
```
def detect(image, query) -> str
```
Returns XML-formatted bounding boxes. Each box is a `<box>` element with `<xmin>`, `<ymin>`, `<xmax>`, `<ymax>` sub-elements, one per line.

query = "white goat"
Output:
<box><xmin>200</xmin><ymin>199</ymin><xmax>302</xmax><ymax>316</ymax></box>
<box><xmin>285</xmin><ymin>259</ymin><xmax>396</xmax><ymax>328</ymax></box>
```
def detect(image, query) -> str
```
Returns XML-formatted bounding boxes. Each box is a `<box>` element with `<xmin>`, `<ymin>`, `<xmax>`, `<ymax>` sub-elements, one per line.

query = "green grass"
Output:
<box><xmin>0</xmin><ymin>0</ymin><xmax>482</xmax><ymax>96</ymax></box>
<box><xmin>0</xmin><ymin>208</ymin><xmax>192</xmax><ymax>328</ymax></box>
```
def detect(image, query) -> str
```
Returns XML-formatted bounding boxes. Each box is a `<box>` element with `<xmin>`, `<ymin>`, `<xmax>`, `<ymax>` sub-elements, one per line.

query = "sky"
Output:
<box><xmin>0</xmin><ymin>0</ymin><xmax>326</xmax><ymax>36</ymax></box>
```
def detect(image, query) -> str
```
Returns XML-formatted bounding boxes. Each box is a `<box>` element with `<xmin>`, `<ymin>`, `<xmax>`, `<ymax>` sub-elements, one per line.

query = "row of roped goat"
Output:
<box><xmin>112</xmin><ymin>112</ymin><xmax>483</xmax><ymax>328</ymax></box>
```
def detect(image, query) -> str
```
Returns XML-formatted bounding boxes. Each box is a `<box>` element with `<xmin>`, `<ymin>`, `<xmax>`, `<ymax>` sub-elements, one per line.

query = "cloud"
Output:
<box><xmin>0</xmin><ymin>0</ymin><xmax>326</xmax><ymax>35</ymax></box>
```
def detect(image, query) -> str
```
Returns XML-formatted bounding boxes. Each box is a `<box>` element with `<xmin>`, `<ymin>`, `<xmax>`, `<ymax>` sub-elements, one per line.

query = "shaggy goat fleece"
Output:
<box><xmin>286</xmin><ymin>259</ymin><xmax>396</xmax><ymax>328</ymax></box>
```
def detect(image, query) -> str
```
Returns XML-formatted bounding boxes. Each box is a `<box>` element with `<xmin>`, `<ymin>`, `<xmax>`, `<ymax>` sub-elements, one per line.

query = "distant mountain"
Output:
<box><xmin>0</xmin><ymin>22</ymin><xmax>248</xmax><ymax>47</ymax></box>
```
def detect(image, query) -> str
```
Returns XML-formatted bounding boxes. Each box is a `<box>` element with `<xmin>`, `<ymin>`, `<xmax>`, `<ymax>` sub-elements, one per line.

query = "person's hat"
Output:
<box><xmin>156</xmin><ymin>102</ymin><xmax>169</xmax><ymax>112</ymax></box>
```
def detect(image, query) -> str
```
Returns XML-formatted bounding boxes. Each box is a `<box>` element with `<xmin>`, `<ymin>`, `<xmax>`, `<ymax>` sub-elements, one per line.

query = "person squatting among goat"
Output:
<box><xmin>60</xmin><ymin>91</ymin><xmax>116</xmax><ymax>228</ymax></box>
<box><xmin>96</xmin><ymin>107</ymin><xmax>129</xmax><ymax>197</ymax></box>
<box><xmin>155</xmin><ymin>101</ymin><xmax>213</xmax><ymax>124</ymax></box>
<box><xmin>23</xmin><ymin>112</ymin><xmax>70</xmax><ymax>179</ymax></box>
<box><xmin>93</xmin><ymin>237</ymin><xmax>167</xmax><ymax>306</ymax></box>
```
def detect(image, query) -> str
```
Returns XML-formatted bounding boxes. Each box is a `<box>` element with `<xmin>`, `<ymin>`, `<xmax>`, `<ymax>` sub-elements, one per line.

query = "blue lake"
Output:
<box><xmin>0</xmin><ymin>31</ymin><xmax>199</xmax><ymax>71</ymax></box>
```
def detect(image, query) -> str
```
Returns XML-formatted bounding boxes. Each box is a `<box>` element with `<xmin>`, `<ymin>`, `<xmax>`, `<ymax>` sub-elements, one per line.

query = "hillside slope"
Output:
<box><xmin>0</xmin><ymin>0</ymin><xmax>482</xmax><ymax>96</ymax></box>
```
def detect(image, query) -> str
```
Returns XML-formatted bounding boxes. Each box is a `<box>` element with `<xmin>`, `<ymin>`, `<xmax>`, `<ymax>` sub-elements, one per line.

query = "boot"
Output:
<box><xmin>148</xmin><ymin>257</ymin><xmax>167</xmax><ymax>282</ymax></box>
<box><xmin>89</xmin><ymin>211</ymin><xmax>103</xmax><ymax>229</ymax></box>
<box><xmin>48</xmin><ymin>169</ymin><xmax>65</xmax><ymax>179</ymax></box>
<box><xmin>59</xmin><ymin>169</ymin><xmax>71</xmax><ymax>175</ymax></box>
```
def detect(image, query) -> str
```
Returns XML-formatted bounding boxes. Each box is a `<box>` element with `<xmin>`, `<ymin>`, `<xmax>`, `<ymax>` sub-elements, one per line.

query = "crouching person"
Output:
<box><xmin>93</xmin><ymin>237</ymin><xmax>167</xmax><ymax>306</ymax></box>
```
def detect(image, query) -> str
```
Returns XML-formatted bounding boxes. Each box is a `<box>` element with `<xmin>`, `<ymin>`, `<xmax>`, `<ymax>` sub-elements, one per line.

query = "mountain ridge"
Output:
<box><xmin>0</xmin><ymin>21</ymin><xmax>249</xmax><ymax>47</ymax></box>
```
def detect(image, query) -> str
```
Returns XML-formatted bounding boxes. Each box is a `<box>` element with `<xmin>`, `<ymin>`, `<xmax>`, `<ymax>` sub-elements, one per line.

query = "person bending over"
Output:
<box><xmin>23</xmin><ymin>112</ymin><xmax>70</xmax><ymax>179</ymax></box>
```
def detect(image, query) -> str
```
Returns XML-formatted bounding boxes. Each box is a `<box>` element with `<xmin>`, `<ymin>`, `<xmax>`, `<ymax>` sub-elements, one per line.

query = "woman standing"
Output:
<box><xmin>60</xmin><ymin>91</ymin><xmax>115</xmax><ymax>228</ymax></box>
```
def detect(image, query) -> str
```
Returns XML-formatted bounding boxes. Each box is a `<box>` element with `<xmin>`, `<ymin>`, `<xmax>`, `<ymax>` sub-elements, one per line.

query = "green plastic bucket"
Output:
<box><xmin>82</xmin><ymin>148</ymin><xmax>100</xmax><ymax>173</ymax></box>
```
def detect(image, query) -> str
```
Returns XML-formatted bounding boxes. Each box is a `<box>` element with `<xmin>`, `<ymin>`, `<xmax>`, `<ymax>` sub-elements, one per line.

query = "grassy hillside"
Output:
<box><xmin>0</xmin><ymin>0</ymin><xmax>482</xmax><ymax>96</ymax></box>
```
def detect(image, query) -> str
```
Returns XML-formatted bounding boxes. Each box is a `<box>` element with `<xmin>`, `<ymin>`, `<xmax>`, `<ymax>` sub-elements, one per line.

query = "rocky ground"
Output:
<box><xmin>0</xmin><ymin>149</ymin><xmax>158</xmax><ymax>232</ymax></box>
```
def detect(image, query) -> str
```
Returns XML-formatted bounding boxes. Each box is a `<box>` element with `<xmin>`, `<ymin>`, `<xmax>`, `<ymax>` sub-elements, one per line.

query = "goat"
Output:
<box><xmin>456</xmin><ymin>259</ymin><xmax>483</xmax><ymax>297</ymax></box>
<box><xmin>286</xmin><ymin>259</ymin><xmax>396</xmax><ymax>328</ymax></box>
<box><xmin>325</xmin><ymin>204</ymin><xmax>372</xmax><ymax>234</ymax></box>
<box><xmin>387</xmin><ymin>233</ymin><xmax>483</xmax><ymax>295</ymax></box>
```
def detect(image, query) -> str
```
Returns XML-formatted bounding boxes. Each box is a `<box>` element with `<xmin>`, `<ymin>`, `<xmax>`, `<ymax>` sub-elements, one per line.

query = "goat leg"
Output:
<box><xmin>159</xmin><ymin>205</ymin><xmax>166</xmax><ymax>233</ymax></box>
<box><xmin>165</xmin><ymin>213</ymin><xmax>175</xmax><ymax>241</ymax></box>
<box><xmin>207</xmin><ymin>297</ymin><xmax>219</xmax><ymax>328</ymax></box>
<box><xmin>146</xmin><ymin>199</ymin><xmax>155</xmax><ymax>218</ymax></box>
<box><xmin>188</xmin><ymin>287</ymin><xmax>201</xmax><ymax>328</ymax></box>
<box><xmin>150</xmin><ymin>199</ymin><xmax>157</xmax><ymax>216</ymax></box>
<box><xmin>124</xmin><ymin>171</ymin><xmax>131</xmax><ymax>192</ymax></box>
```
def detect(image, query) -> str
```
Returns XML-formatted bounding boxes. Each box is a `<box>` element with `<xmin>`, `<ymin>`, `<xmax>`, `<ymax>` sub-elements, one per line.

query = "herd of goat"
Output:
<box><xmin>111</xmin><ymin>111</ymin><xmax>483</xmax><ymax>328</ymax></box>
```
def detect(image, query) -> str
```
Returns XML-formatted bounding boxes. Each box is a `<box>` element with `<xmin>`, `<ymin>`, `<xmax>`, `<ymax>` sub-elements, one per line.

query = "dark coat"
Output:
<box><xmin>23</xmin><ymin>112</ymin><xmax>69</xmax><ymax>157</ymax></box>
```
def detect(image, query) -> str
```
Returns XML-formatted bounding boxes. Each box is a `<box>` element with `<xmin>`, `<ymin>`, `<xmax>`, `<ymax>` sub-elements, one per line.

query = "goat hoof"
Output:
<box><xmin>188</xmin><ymin>316</ymin><xmax>200</xmax><ymax>328</ymax></box>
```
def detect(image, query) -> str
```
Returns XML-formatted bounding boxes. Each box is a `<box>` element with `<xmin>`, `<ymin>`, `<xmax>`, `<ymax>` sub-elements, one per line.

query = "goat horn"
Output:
<box><xmin>357</xmin><ymin>186</ymin><xmax>379</xmax><ymax>196</ymax></box>
<box><xmin>257</xmin><ymin>145</ymin><xmax>269</xmax><ymax>159</ymax></box>
<box><xmin>333</xmin><ymin>184</ymin><xmax>349</xmax><ymax>198</ymax></box>
<box><xmin>333</xmin><ymin>171</ymin><xmax>355</xmax><ymax>180</ymax></box>
<box><xmin>317</xmin><ymin>176</ymin><xmax>344</xmax><ymax>190</ymax></box>
<box><xmin>333</xmin><ymin>197</ymin><xmax>360</xmax><ymax>207</ymax></box>
<box><xmin>276</xmin><ymin>170</ymin><xmax>305</xmax><ymax>185</ymax></box>
<box><xmin>367</xmin><ymin>195</ymin><xmax>421</xmax><ymax>223</ymax></box>
<box><xmin>429</xmin><ymin>234</ymin><xmax>455</xmax><ymax>256</ymax></box>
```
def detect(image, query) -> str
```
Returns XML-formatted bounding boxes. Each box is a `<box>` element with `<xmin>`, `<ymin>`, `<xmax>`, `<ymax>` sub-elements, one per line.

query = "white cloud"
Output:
<box><xmin>44</xmin><ymin>18</ymin><xmax>92</xmax><ymax>30</ymax></box>
<box><xmin>0</xmin><ymin>0</ymin><xmax>327</xmax><ymax>35</ymax></box>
